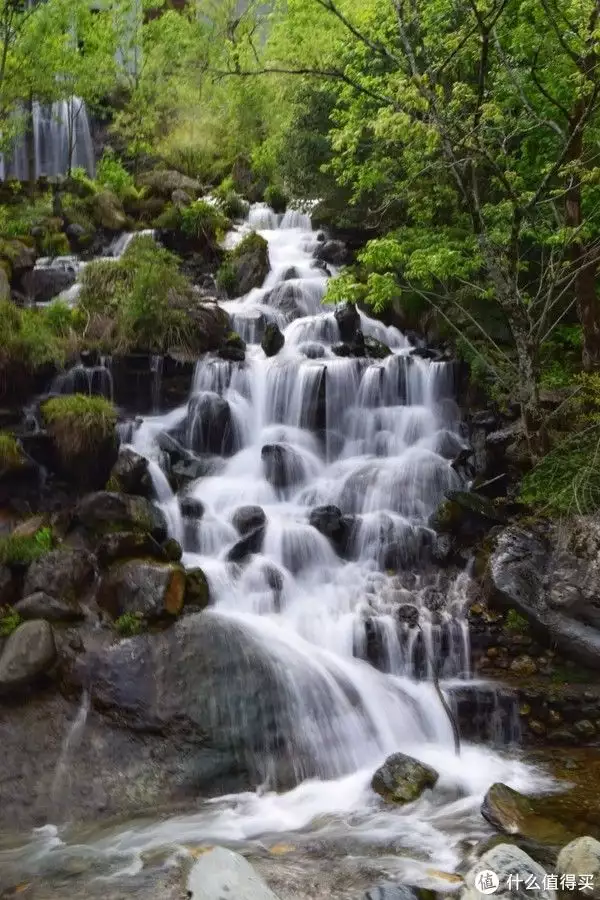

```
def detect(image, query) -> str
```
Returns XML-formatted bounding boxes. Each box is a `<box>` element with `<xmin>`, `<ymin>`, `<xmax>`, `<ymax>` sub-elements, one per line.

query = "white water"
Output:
<box><xmin>6</xmin><ymin>206</ymin><xmax>553</xmax><ymax>885</ymax></box>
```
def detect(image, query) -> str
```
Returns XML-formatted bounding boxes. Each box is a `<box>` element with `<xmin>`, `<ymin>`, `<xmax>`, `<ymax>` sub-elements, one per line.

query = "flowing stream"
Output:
<box><xmin>1</xmin><ymin>207</ymin><xmax>553</xmax><ymax>893</ymax></box>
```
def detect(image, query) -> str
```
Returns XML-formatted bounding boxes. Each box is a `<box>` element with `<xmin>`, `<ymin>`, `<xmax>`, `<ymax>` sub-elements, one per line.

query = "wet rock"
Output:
<box><xmin>263</xmin><ymin>282</ymin><xmax>303</xmax><ymax>321</ymax></box>
<box><xmin>181</xmin><ymin>496</ymin><xmax>205</xmax><ymax>519</ymax></box>
<box><xmin>218</xmin><ymin>331</ymin><xmax>247</xmax><ymax>362</ymax></box>
<box><xmin>91</xmin><ymin>190</ymin><xmax>126</xmax><ymax>231</ymax></box>
<box><xmin>299</xmin><ymin>342</ymin><xmax>326</xmax><ymax>359</ymax></box>
<box><xmin>188</xmin><ymin>393</ymin><xmax>236</xmax><ymax>456</ymax></box>
<box><xmin>396</xmin><ymin>604</ymin><xmax>420</xmax><ymax>627</ymax></box>
<box><xmin>23</xmin><ymin>549</ymin><xmax>95</xmax><ymax>603</ymax></box>
<box><xmin>96</xmin><ymin>531</ymin><xmax>167</xmax><ymax>566</ymax></box>
<box><xmin>261</xmin><ymin>322</ymin><xmax>285</xmax><ymax>357</ymax></box>
<box><xmin>308</xmin><ymin>505</ymin><xmax>354</xmax><ymax>558</ymax></box>
<box><xmin>364</xmin><ymin>336</ymin><xmax>392</xmax><ymax>359</ymax></box>
<box><xmin>14</xmin><ymin>591</ymin><xmax>83</xmax><ymax>622</ymax></box>
<box><xmin>187</xmin><ymin>846</ymin><xmax>281</xmax><ymax>900</ymax></box>
<box><xmin>557</xmin><ymin>837</ymin><xmax>600</xmax><ymax>898</ymax></box>
<box><xmin>233</xmin><ymin>505</ymin><xmax>267</xmax><ymax>536</ymax></box>
<box><xmin>410</xmin><ymin>347</ymin><xmax>441</xmax><ymax>361</ymax></box>
<box><xmin>314</xmin><ymin>239</ymin><xmax>348</xmax><ymax>266</ymax></box>
<box><xmin>227</xmin><ymin>526</ymin><xmax>265</xmax><ymax>563</ymax></box>
<box><xmin>185</xmin><ymin>567</ymin><xmax>210</xmax><ymax>611</ymax></box>
<box><xmin>0</xmin><ymin>620</ymin><xmax>56</xmax><ymax>692</ymax></box>
<box><xmin>74</xmin><ymin>492</ymin><xmax>168</xmax><ymax>542</ymax></box>
<box><xmin>481</xmin><ymin>783</ymin><xmax>575</xmax><ymax>856</ymax></box>
<box><xmin>0</xmin><ymin>564</ymin><xmax>19</xmax><ymax>605</ymax></box>
<box><xmin>334</xmin><ymin>302</ymin><xmax>360</xmax><ymax>342</ymax></box>
<box><xmin>510</xmin><ymin>655</ymin><xmax>537</xmax><ymax>677</ymax></box>
<box><xmin>332</xmin><ymin>342</ymin><xmax>353</xmax><ymax>357</ymax></box>
<box><xmin>22</xmin><ymin>263</ymin><xmax>77</xmax><ymax>303</ymax></box>
<box><xmin>107</xmin><ymin>448</ymin><xmax>152</xmax><ymax>498</ymax></box>
<box><xmin>224</xmin><ymin>233</ymin><xmax>270</xmax><ymax>296</ymax></box>
<box><xmin>282</xmin><ymin>266</ymin><xmax>299</xmax><ymax>280</ymax></box>
<box><xmin>172</xmin><ymin>458</ymin><xmax>215</xmax><ymax>488</ymax></box>
<box><xmin>432</xmin><ymin>490</ymin><xmax>506</xmax><ymax>537</ymax></box>
<box><xmin>462</xmin><ymin>844</ymin><xmax>555</xmax><ymax>900</ymax></box>
<box><xmin>163</xmin><ymin>537</ymin><xmax>183</xmax><ymax>562</ymax></box>
<box><xmin>364</xmin><ymin>887</ymin><xmax>420</xmax><ymax>900</ymax></box>
<box><xmin>97</xmin><ymin>560</ymin><xmax>186</xmax><ymax>621</ymax></box>
<box><xmin>262</xmin><ymin>443</ymin><xmax>306</xmax><ymax>491</ymax></box>
<box><xmin>371</xmin><ymin>752</ymin><xmax>439</xmax><ymax>805</ymax></box>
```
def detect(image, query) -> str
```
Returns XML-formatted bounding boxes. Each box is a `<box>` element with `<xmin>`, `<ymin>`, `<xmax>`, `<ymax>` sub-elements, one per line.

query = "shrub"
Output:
<box><xmin>505</xmin><ymin>609</ymin><xmax>529</xmax><ymax>633</ymax></box>
<box><xmin>180</xmin><ymin>200</ymin><xmax>228</xmax><ymax>242</ymax></box>
<box><xmin>0</xmin><ymin>526</ymin><xmax>53</xmax><ymax>567</ymax></box>
<box><xmin>214</xmin><ymin>177</ymin><xmax>247</xmax><ymax>219</ymax></box>
<box><xmin>96</xmin><ymin>151</ymin><xmax>139</xmax><ymax>202</ymax></box>
<box><xmin>215</xmin><ymin>261</ymin><xmax>236</xmax><ymax>295</ymax></box>
<box><xmin>41</xmin><ymin>232</ymin><xmax>70</xmax><ymax>258</ymax></box>
<box><xmin>0</xmin><ymin>607</ymin><xmax>21</xmax><ymax>636</ymax></box>
<box><xmin>114</xmin><ymin>611</ymin><xmax>144</xmax><ymax>637</ymax></box>
<box><xmin>263</xmin><ymin>184</ymin><xmax>289</xmax><ymax>214</ymax></box>
<box><xmin>42</xmin><ymin>394</ymin><xmax>117</xmax><ymax>461</ymax></box>
<box><xmin>67</xmin><ymin>167</ymin><xmax>98</xmax><ymax>198</ymax></box>
<box><xmin>43</xmin><ymin>301</ymin><xmax>76</xmax><ymax>337</ymax></box>
<box><xmin>0</xmin><ymin>301</ymin><xmax>66</xmax><ymax>373</ymax></box>
<box><xmin>0</xmin><ymin>194</ymin><xmax>53</xmax><ymax>240</ymax></box>
<box><xmin>0</xmin><ymin>433</ymin><xmax>23</xmax><ymax>470</ymax></box>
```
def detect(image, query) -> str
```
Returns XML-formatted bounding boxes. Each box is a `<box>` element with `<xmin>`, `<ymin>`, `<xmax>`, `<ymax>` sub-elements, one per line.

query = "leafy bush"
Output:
<box><xmin>0</xmin><ymin>301</ymin><xmax>66</xmax><ymax>372</ymax></box>
<box><xmin>505</xmin><ymin>609</ymin><xmax>529</xmax><ymax>633</ymax></box>
<box><xmin>0</xmin><ymin>607</ymin><xmax>21</xmax><ymax>636</ymax></box>
<box><xmin>0</xmin><ymin>194</ymin><xmax>53</xmax><ymax>240</ymax></box>
<box><xmin>180</xmin><ymin>200</ymin><xmax>228</xmax><ymax>242</ymax></box>
<box><xmin>96</xmin><ymin>151</ymin><xmax>139</xmax><ymax>202</ymax></box>
<box><xmin>42</xmin><ymin>394</ymin><xmax>117</xmax><ymax>461</ymax></box>
<box><xmin>114</xmin><ymin>611</ymin><xmax>144</xmax><ymax>637</ymax></box>
<box><xmin>44</xmin><ymin>301</ymin><xmax>76</xmax><ymax>337</ymax></box>
<box><xmin>263</xmin><ymin>184</ymin><xmax>289</xmax><ymax>214</ymax></box>
<box><xmin>216</xmin><ymin>261</ymin><xmax>237</xmax><ymax>294</ymax></box>
<box><xmin>214</xmin><ymin>178</ymin><xmax>247</xmax><ymax>219</ymax></box>
<box><xmin>0</xmin><ymin>433</ymin><xmax>23</xmax><ymax>470</ymax></box>
<box><xmin>68</xmin><ymin>167</ymin><xmax>98</xmax><ymax>198</ymax></box>
<box><xmin>41</xmin><ymin>232</ymin><xmax>70</xmax><ymax>258</ymax></box>
<box><xmin>0</xmin><ymin>526</ymin><xmax>53</xmax><ymax>567</ymax></box>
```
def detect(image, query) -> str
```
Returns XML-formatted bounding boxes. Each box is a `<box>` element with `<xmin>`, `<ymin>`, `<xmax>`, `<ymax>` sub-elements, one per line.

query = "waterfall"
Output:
<box><xmin>0</xmin><ymin>97</ymin><xmax>95</xmax><ymax>181</ymax></box>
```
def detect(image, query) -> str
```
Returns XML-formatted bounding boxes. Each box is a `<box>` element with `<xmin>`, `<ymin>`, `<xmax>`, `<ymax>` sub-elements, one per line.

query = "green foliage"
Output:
<box><xmin>505</xmin><ymin>609</ymin><xmax>529</xmax><ymax>633</ymax></box>
<box><xmin>0</xmin><ymin>527</ymin><xmax>53</xmax><ymax>567</ymax></box>
<box><xmin>216</xmin><ymin>261</ymin><xmax>236</xmax><ymax>295</ymax></box>
<box><xmin>0</xmin><ymin>301</ymin><xmax>66</xmax><ymax>372</ymax></box>
<box><xmin>42</xmin><ymin>394</ymin><xmax>117</xmax><ymax>461</ymax></box>
<box><xmin>68</xmin><ymin>168</ymin><xmax>98</xmax><ymax>198</ymax></box>
<box><xmin>0</xmin><ymin>607</ymin><xmax>21</xmax><ymax>637</ymax></box>
<box><xmin>96</xmin><ymin>151</ymin><xmax>139</xmax><ymax>202</ymax></box>
<box><xmin>0</xmin><ymin>433</ymin><xmax>23</xmax><ymax>470</ymax></box>
<box><xmin>263</xmin><ymin>185</ymin><xmax>288</xmax><ymax>214</ymax></box>
<box><xmin>114</xmin><ymin>611</ymin><xmax>144</xmax><ymax>637</ymax></box>
<box><xmin>44</xmin><ymin>301</ymin><xmax>76</xmax><ymax>338</ymax></box>
<box><xmin>180</xmin><ymin>200</ymin><xmax>228</xmax><ymax>242</ymax></box>
<box><xmin>41</xmin><ymin>232</ymin><xmax>70</xmax><ymax>258</ymax></box>
<box><xmin>214</xmin><ymin>178</ymin><xmax>247</xmax><ymax>219</ymax></box>
<box><xmin>0</xmin><ymin>195</ymin><xmax>53</xmax><ymax>240</ymax></box>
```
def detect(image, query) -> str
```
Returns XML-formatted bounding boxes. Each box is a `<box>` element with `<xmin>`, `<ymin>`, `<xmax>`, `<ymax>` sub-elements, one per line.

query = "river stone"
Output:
<box><xmin>22</xmin><ymin>264</ymin><xmax>77</xmax><ymax>303</ymax></box>
<box><xmin>364</xmin><ymin>336</ymin><xmax>392</xmax><ymax>359</ymax></box>
<box><xmin>74</xmin><ymin>492</ymin><xmax>168</xmax><ymax>542</ymax></box>
<box><xmin>97</xmin><ymin>560</ymin><xmax>186</xmax><ymax>620</ymax></box>
<box><xmin>227</xmin><ymin>526</ymin><xmax>265</xmax><ymax>562</ymax></box>
<box><xmin>262</xmin><ymin>443</ymin><xmax>306</xmax><ymax>491</ymax></box>
<box><xmin>309</xmin><ymin>505</ymin><xmax>354</xmax><ymax>558</ymax></box>
<box><xmin>107</xmin><ymin>448</ymin><xmax>152</xmax><ymax>497</ymax></box>
<box><xmin>23</xmin><ymin>549</ymin><xmax>95</xmax><ymax>603</ymax></box>
<box><xmin>0</xmin><ymin>620</ymin><xmax>56</xmax><ymax>691</ymax></box>
<box><xmin>314</xmin><ymin>239</ymin><xmax>347</xmax><ymax>266</ymax></box>
<box><xmin>14</xmin><ymin>591</ymin><xmax>83</xmax><ymax>622</ymax></box>
<box><xmin>188</xmin><ymin>393</ymin><xmax>236</xmax><ymax>456</ymax></box>
<box><xmin>557</xmin><ymin>837</ymin><xmax>600</xmax><ymax>898</ymax></box>
<box><xmin>482</xmin><ymin>783</ymin><xmax>575</xmax><ymax>855</ymax></box>
<box><xmin>185</xmin><ymin>567</ymin><xmax>210</xmax><ymax>610</ymax></box>
<box><xmin>187</xmin><ymin>846</ymin><xmax>281</xmax><ymax>900</ymax></box>
<box><xmin>91</xmin><ymin>190</ymin><xmax>127</xmax><ymax>231</ymax></box>
<box><xmin>334</xmin><ymin>302</ymin><xmax>360</xmax><ymax>342</ymax></box>
<box><xmin>364</xmin><ymin>887</ymin><xmax>420</xmax><ymax>900</ymax></box>
<box><xmin>371</xmin><ymin>752</ymin><xmax>439</xmax><ymax>805</ymax></box>
<box><xmin>181</xmin><ymin>496</ymin><xmax>205</xmax><ymax>519</ymax></box>
<box><xmin>262</xmin><ymin>322</ymin><xmax>285</xmax><ymax>357</ymax></box>
<box><xmin>462</xmin><ymin>843</ymin><xmax>555</xmax><ymax>900</ymax></box>
<box><xmin>432</xmin><ymin>490</ymin><xmax>507</xmax><ymax>536</ymax></box>
<box><xmin>96</xmin><ymin>531</ymin><xmax>167</xmax><ymax>566</ymax></box>
<box><xmin>233</xmin><ymin>505</ymin><xmax>267</xmax><ymax>536</ymax></box>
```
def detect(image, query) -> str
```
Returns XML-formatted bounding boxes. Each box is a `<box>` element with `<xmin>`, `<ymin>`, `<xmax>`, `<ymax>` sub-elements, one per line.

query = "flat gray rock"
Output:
<box><xmin>188</xmin><ymin>847</ymin><xmax>281</xmax><ymax>900</ymax></box>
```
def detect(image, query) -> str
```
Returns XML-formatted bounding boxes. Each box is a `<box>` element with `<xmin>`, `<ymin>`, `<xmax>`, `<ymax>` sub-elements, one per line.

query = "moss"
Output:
<box><xmin>0</xmin><ymin>432</ymin><xmax>23</xmax><ymax>470</ymax></box>
<box><xmin>114</xmin><ymin>611</ymin><xmax>144</xmax><ymax>637</ymax></box>
<box><xmin>41</xmin><ymin>231</ymin><xmax>70</xmax><ymax>258</ymax></box>
<box><xmin>0</xmin><ymin>526</ymin><xmax>53</xmax><ymax>567</ymax></box>
<box><xmin>0</xmin><ymin>606</ymin><xmax>21</xmax><ymax>636</ymax></box>
<box><xmin>185</xmin><ymin>567</ymin><xmax>210</xmax><ymax>609</ymax></box>
<box><xmin>215</xmin><ymin>261</ymin><xmax>236</xmax><ymax>294</ymax></box>
<box><xmin>505</xmin><ymin>609</ymin><xmax>529</xmax><ymax>633</ymax></box>
<box><xmin>0</xmin><ymin>301</ymin><xmax>68</xmax><ymax>374</ymax></box>
<box><xmin>42</xmin><ymin>394</ymin><xmax>117</xmax><ymax>463</ymax></box>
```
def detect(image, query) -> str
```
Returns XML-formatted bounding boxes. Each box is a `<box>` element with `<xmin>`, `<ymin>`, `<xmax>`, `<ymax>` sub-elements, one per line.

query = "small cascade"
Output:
<box><xmin>51</xmin><ymin>356</ymin><xmax>113</xmax><ymax>399</ymax></box>
<box><xmin>50</xmin><ymin>690</ymin><xmax>90</xmax><ymax>816</ymax></box>
<box><xmin>0</xmin><ymin>97</ymin><xmax>94</xmax><ymax>181</ymax></box>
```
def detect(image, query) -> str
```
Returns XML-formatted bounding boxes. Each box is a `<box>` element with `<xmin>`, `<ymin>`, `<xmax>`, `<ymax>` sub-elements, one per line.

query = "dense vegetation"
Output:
<box><xmin>1</xmin><ymin>0</ymin><xmax>600</xmax><ymax>513</ymax></box>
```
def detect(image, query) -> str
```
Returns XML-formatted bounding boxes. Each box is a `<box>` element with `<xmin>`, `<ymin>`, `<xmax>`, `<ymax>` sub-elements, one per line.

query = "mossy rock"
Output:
<box><xmin>432</xmin><ymin>490</ymin><xmax>507</xmax><ymax>535</ymax></box>
<box><xmin>371</xmin><ymin>752</ymin><xmax>439</xmax><ymax>805</ymax></box>
<box><xmin>97</xmin><ymin>559</ymin><xmax>186</xmax><ymax>621</ymax></box>
<box><xmin>217</xmin><ymin>231</ymin><xmax>270</xmax><ymax>297</ymax></box>
<box><xmin>74</xmin><ymin>492</ymin><xmax>168</xmax><ymax>543</ymax></box>
<box><xmin>185</xmin><ymin>567</ymin><xmax>210</xmax><ymax>611</ymax></box>
<box><xmin>90</xmin><ymin>190</ymin><xmax>127</xmax><ymax>232</ymax></box>
<box><xmin>137</xmin><ymin>170</ymin><xmax>201</xmax><ymax>199</ymax></box>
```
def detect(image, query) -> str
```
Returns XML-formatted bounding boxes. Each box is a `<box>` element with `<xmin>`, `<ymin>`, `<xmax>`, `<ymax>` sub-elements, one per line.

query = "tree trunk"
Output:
<box><xmin>513</xmin><ymin>326</ymin><xmax>546</xmax><ymax>458</ymax></box>
<box><xmin>25</xmin><ymin>93</ymin><xmax>35</xmax><ymax>197</ymax></box>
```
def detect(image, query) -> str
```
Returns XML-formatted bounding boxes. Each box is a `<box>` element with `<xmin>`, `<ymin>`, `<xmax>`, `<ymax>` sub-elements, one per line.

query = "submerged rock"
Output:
<box><xmin>219</xmin><ymin>331</ymin><xmax>247</xmax><ymax>362</ymax></box>
<box><xmin>181</xmin><ymin>496</ymin><xmax>205</xmax><ymax>519</ymax></box>
<box><xmin>107</xmin><ymin>448</ymin><xmax>152</xmax><ymax>497</ymax></box>
<box><xmin>262</xmin><ymin>322</ymin><xmax>285</xmax><ymax>357</ymax></box>
<box><xmin>261</xmin><ymin>443</ymin><xmax>306</xmax><ymax>491</ymax></box>
<box><xmin>97</xmin><ymin>560</ymin><xmax>186</xmax><ymax>621</ymax></box>
<box><xmin>187</xmin><ymin>846</ymin><xmax>281</xmax><ymax>900</ymax></box>
<box><xmin>371</xmin><ymin>752</ymin><xmax>438</xmax><ymax>805</ymax></box>
<box><xmin>188</xmin><ymin>393</ymin><xmax>236</xmax><ymax>456</ymax></box>
<box><xmin>309</xmin><ymin>505</ymin><xmax>354</xmax><ymax>558</ymax></box>
<box><xmin>227</xmin><ymin>526</ymin><xmax>265</xmax><ymax>562</ymax></box>
<box><xmin>0</xmin><ymin>620</ymin><xmax>56</xmax><ymax>692</ymax></box>
<box><xmin>462</xmin><ymin>843</ymin><xmax>555</xmax><ymax>900</ymax></box>
<box><xmin>74</xmin><ymin>492</ymin><xmax>168</xmax><ymax>542</ymax></box>
<box><xmin>233</xmin><ymin>505</ymin><xmax>267</xmax><ymax>536</ymax></box>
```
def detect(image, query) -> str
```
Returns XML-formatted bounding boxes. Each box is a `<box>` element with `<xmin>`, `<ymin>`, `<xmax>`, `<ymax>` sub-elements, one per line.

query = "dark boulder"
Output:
<box><xmin>22</xmin><ymin>263</ymin><xmax>78</xmax><ymax>304</ymax></box>
<box><xmin>188</xmin><ymin>393</ymin><xmax>236</xmax><ymax>456</ymax></box>
<box><xmin>14</xmin><ymin>591</ymin><xmax>84</xmax><ymax>622</ymax></box>
<box><xmin>218</xmin><ymin>332</ymin><xmax>246</xmax><ymax>363</ymax></box>
<box><xmin>261</xmin><ymin>443</ymin><xmax>306</xmax><ymax>491</ymax></box>
<box><xmin>97</xmin><ymin>560</ymin><xmax>186</xmax><ymax>621</ymax></box>
<box><xmin>227</xmin><ymin>526</ymin><xmax>265</xmax><ymax>563</ymax></box>
<box><xmin>396</xmin><ymin>604</ymin><xmax>420</xmax><ymax>627</ymax></box>
<box><xmin>23</xmin><ymin>549</ymin><xmax>95</xmax><ymax>604</ymax></box>
<box><xmin>184</xmin><ymin>567</ymin><xmax>210</xmax><ymax>611</ymax></box>
<box><xmin>107</xmin><ymin>448</ymin><xmax>152</xmax><ymax>498</ymax></box>
<box><xmin>332</xmin><ymin>342</ymin><xmax>353</xmax><ymax>358</ymax></box>
<box><xmin>0</xmin><ymin>565</ymin><xmax>19</xmax><ymax>605</ymax></box>
<box><xmin>262</xmin><ymin>282</ymin><xmax>303</xmax><ymax>322</ymax></box>
<box><xmin>0</xmin><ymin>620</ymin><xmax>56</xmax><ymax>693</ymax></box>
<box><xmin>371</xmin><ymin>752</ymin><xmax>439</xmax><ymax>805</ymax></box>
<box><xmin>314</xmin><ymin>239</ymin><xmax>348</xmax><ymax>266</ymax></box>
<box><xmin>261</xmin><ymin>322</ymin><xmax>285</xmax><ymax>357</ymax></box>
<box><xmin>221</xmin><ymin>232</ymin><xmax>270</xmax><ymax>297</ymax></box>
<box><xmin>309</xmin><ymin>505</ymin><xmax>355</xmax><ymax>558</ymax></box>
<box><xmin>334</xmin><ymin>302</ymin><xmax>360</xmax><ymax>343</ymax></box>
<box><xmin>232</xmin><ymin>505</ymin><xmax>267</xmax><ymax>536</ymax></box>
<box><xmin>96</xmin><ymin>531</ymin><xmax>168</xmax><ymax>566</ymax></box>
<box><xmin>74</xmin><ymin>492</ymin><xmax>168</xmax><ymax>542</ymax></box>
<box><xmin>364</xmin><ymin>336</ymin><xmax>392</xmax><ymax>359</ymax></box>
<box><xmin>482</xmin><ymin>783</ymin><xmax>576</xmax><ymax>859</ymax></box>
<box><xmin>181</xmin><ymin>497</ymin><xmax>205</xmax><ymax>519</ymax></box>
<box><xmin>432</xmin><ymin>490</ymin><xmax>507</xmax><ymax>537</ymax></box>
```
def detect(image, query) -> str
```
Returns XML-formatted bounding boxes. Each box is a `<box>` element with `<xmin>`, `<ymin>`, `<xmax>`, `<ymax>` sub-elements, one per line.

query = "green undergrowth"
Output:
<box><xmin>0</xmin><ymin>433</ymin><xmax>23</xmax><ymax>470</ymax></box>
<box><xmin>0</xmin><ymin>300</ymin><xmax>69</xmax><ymax>373</ymax></box>
<box><xmin>0</xmin><ymin>526</ymin><xmax>53</xmax><ymax>567</ymax></box>
<box><xmin>156</xmin><ymin>199</ymin><xmax>228</xmax><ymax>248</ymax></box>
<box><xmin>114</xmin><ymin>611</ymin><xmax>145</xmax><ymax>637</ymax></box>
<box><xmin>0</xmin><ymin>606</ymin><xmax>21</xmax><ymax>636</ymax></box>
<box><xmin>505</xmin><ymin>609</ymin><xmax>529</xmax><ymax>633</ymax></box>
<box><xmin>41</xmin><ymin>394</ymin><xmax>117</xmax><ymax>462</ymax></box>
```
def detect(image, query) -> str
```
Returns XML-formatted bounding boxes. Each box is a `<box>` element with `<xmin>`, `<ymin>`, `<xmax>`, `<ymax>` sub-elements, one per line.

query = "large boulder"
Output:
<box><xmin>107</xmin><ymin>448</ymin><xmax>152</xmax><ymax>497</ymax></box>
<box><xmin>482</xmin><ymin>783</ymin><xmax>575</xmax><ymax>859</ymax></box>
<box><xmin>314</xmin><ymin>239</ymin><xmax>348</xmax><ymax>266</ymax></box>
<box><xmin>486</xmin><ymin>524</ymin><xmax>600</xmax><ymax>670</ymax></box>
<box><xmin>188</xmin><ymin>393</ymin><xmax>236</xmax><ymax>456</ymax></box>
<box><xmin>221</xmin><ymin>232</ymin><xmax>270</xmax><ymax>297</ymax></box>
<box><xmin>227</xmin><ymin>526</ymin><xmax>265</xmax><ymax>563</ymax></box>
<box><xmin>261</xmin><ymin>322</ymin><xmax>285</xmax><ymax>357</ymax></box>
<box><xmin>557</xmin><ymin>837</ymin><xmax>600</xmax><ymax>899</ymax></box>
<box><xmin>0</xmin><ymin>620</ymin><xmax>56</xmax><ymax>692</ymax></box>
<box><xmin>97</xmin><ymin>560</ymin><xmax>186</xmax><ymax>621</ymax></box>
<box><xmin>232</xmin><ymin>505</ymin><xmax>267</xmax><ymax>536</ymax></box>
<box><xmin>22</xmin><ymin>262</ymin><xmax>78</xmax><ymax>303</ymax></box>
<box><xmin>73</xmin><ymin>492</ymin><xmax>168</xmax><ymax>542</ymax></box>
<box><xmin>184</xmin><ymin>568</ymin><xmax>210</xmax><ymax>610</ymax></box>
<box><xmin>90</xmin><ymin>190</ymin><xmax>127</xmax><ymax>231</ymax></box>
<box><xmin>432</xmin><ymin>490</ymin><xmax>507</xmax><ymax>537</ymax></box>
<box><xmin>334</xmin><ymin>302</ymin><xmax>360</xmax><ymax>342</ymax></box>
<box><xmin>261</xmin><ymin>443</ymin><xmax>306</xmax><ymax>491</ymax></box>
<box><xmin>371</xmin><ymin>752</ymin><xmax>439</xmax><ymax>805</ymax></box>
<box><xmin>96</xmin><ymin>531</ymin><xmax>169</xmax><ymax>566</ymax></box>
<box><xmin>462</xmin><ymin>844</ymin><xmax>555</xmax><ymax>900</ymax></box>
<box><xmin>23</xmin><ymin>549</ymin><xmax>95</xmax><ymax>604</ymax></box>
<box><xmin>137</xmin><ymin>169</ymin><xmax>201</xmax><ymax>199</ymax></box>
<box><xmin>309</xmin><ymin>505</ymin><xmax>354</xmax><ymax>558</ymax></box>
<box><xmin>15</xmin><ymin>591</ymin><xmax>84</xmax><ymax>622</ymax></box>
<box><xmin>187</xmin><ymin>846</ymin><xmax>281</xmax><ymax>900</ymax></box>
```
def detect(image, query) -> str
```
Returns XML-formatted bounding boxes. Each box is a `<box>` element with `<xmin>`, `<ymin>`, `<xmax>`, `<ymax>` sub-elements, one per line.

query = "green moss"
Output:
<box><xmin>0</xmin><ymin>301</ymin><xmax>67</xmax><ymax>372</ymax></box>
<box><xmin>505</xmin><ymin>609</ymin><xmax>529</xmax><ymax>633</ymax></box>
<box><xmin>263</xmin><ymin>184</ymin><xmax>289</xmax><ymax>214</ymax></box>
<box><xmin>0</xmin><ymin>606</ymin><xmax>21</xmax><ymax>636</ymax></box>
<box><xmin>41</xmin><ymin>232</ymin><xmax>70</xmax><ymax>258</ymax></box>
<box><xmin>216</xmin><ymin>261</ymin><xmax>236</xmax><ymax>294</ymax></box>
<box><xmin>114</xmin><ymin>611</ymin><xmax>144</xmax><ymax>637</ymax></box>
<box><xmin>230</xmin><ymin>231</ymin><xmax>267</xmax><ymax>261</ymax></box>
<box><xmin>180</xmin><ymin>200</ymin><xmax>229</xmax><ymax>241</ymax></box>
<box><xmin>0</xmin><ymin>432</ymin><xmax>23</xmax><ymax>470</ymax></box>
<box><xmin>0</xmin><ymin>526</ymin><xmax>53</xmax><ymax>567</ymax></box>
<box><xmin>42</xmin><ymin>394</ymin><xmax>117</xmax><ymax>462</ymax></box>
